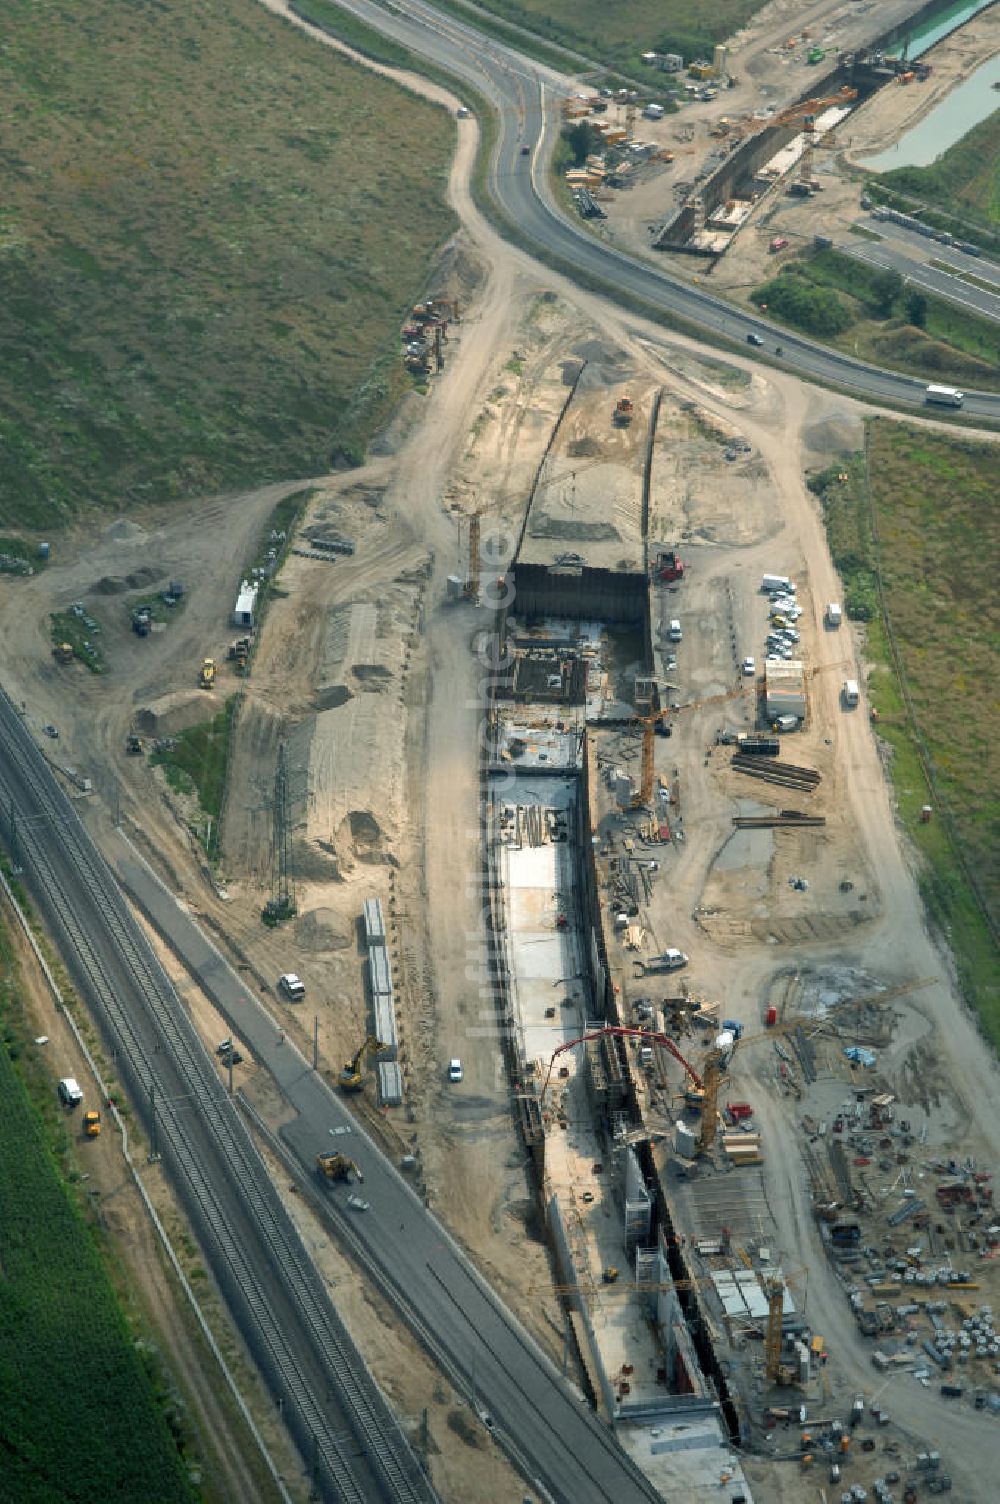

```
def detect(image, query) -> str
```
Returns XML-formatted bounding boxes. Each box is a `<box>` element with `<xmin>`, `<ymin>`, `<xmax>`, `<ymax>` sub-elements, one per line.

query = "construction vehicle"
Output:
<box><xmin>339</xmin><ymin>1035</ymin><xmax>387</xmax><ymax>1092</ymax></box>
<box><xmin>199</xmin><ymin>657</ymin><xmax>215</xmax><ymax>689</ymax></box>
<box><xmin>316</xmin><ymin>1151</ymin><xmax>364</xmax><ymax>1183</ymax></box>
<box><xmin>463</xmin><ymin>510</ymin><xmax>481</xmax><ymax>602</ymax></box>
<box><xmin>654</xmin><ymin>548</ymin><xmax>684</xmax><ymax>583</ymax></box>
<box><xmin>83</xmin><ymin>1109</ymin><xmax>101</xmax><ymax>1138</ymax></box>
<box><xmin>227</xmin><ymin>637</ymin><xmax>251</xmax><ymax>668</ymax></box>
<box><xmin>125</xmin><ymin>734</ymin><xmax>144</xmax><ymax>755</ymax></box>
<box><xmin>52</xmin><ymin>642</ymin><xmax>74</xmax><ymax>665</ymax></box>
<box><xmin>132</xmin><ymin>607</ymin><xmax>151</xmax><ymax>637</ymax></box>
<box><xmin>613</xmin><ymin>396</ymin><xmax>634</xmax><ymax>427</ymax></box>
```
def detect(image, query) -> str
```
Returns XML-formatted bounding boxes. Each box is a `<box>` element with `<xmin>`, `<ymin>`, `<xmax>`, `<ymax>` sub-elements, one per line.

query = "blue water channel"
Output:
<box><xmin>865</xmin><ymin>53</ymin><xmax>1000</xmax><ymax>169</ymax></box>
<box><xmin>891</xmin><ymin>0</ymin><xmax>997</xmax><ymax>59</ymax></box>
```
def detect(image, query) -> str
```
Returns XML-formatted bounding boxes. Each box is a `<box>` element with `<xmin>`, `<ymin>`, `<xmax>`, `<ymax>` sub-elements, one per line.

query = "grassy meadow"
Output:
<box><xmin>450</xmin><ymin>0</ymin><xmax>766</xmax><ymax>75</ymax></box>
<box><xmin>810</xmin><ymin>423</ymin><xmax>1000</xmax><ymax>1039</ymax></box>
<box><xmin>754</xmin><ymin>247</ymin><xmax>1000</xmax><ymax>389</ymax></box>
<box><xmin>0</xmin><ymin>0</ymin><xmax>456</xmax><ymax>531</ymax></box>
<box><xmin>869</xmin><ymin>108</ymin><xmax>1000</xmax><ymax>251</ymax></box>
<box><xmin>0</xmin><ymin>916</ymin><xmax>197</xmax><ymax>1503</ymax></box>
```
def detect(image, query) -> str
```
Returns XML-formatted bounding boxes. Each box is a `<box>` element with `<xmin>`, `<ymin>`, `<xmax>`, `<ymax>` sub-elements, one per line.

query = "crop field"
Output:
<box><xmin>0</xmin><ymin>921</ymin><xmax>196</xmax><ymax>1502</ymax></box>
<box><xmin>810</xmin><ymin>422</ymin><xmax>1000</xmax><ymax>1040</ymax></box>
<box><xmin>451</xmin><ymin>0</ymin><xmax>765</xmax><ymax>75</ymax></box>
<box><xmin>0</xmin><ymin>0</ymin><xmax>456</xmax><ymax>531</ymax></box>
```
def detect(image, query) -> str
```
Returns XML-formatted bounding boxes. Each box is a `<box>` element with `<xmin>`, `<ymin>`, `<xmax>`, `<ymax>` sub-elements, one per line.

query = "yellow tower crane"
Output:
<box><xmin>630</xmin><ymin>681</ymin><xmax>751</xmax><ymax>809</ymax></box>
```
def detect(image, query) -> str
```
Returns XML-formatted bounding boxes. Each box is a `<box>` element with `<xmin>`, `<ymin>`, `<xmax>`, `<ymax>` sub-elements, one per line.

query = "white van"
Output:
<box><xmin>842</xmin><ymin>679</ymin><xmax>860</xmax><ymax>708</ymax></box>
<box><xmin>761</xmin><ymin>574</ymin><xmax>794</xmax><ymax>595</ymax></box>
<box><xmin>924</xmin><ymin>384</ymin><xmax>963</xmax><ymax>407</ymax></box>
<box><xmin>826</xmin><ymin>602</ymin><xmax>842</xmax><ymax>628</ymax></box>
<box><xmin>58</xmin><ymin>1077</ymin><xmax>84</xmax><ymax>1107</ymax></box>
<box><xmin>278</xmin><ymin>972</ymin><xmax>305</xmax><ymax>1001</ymax></box>
<box><xmin>668</xmin><ymin>618</ymin><xmax>682</xmax><ymax>642</ymax></box>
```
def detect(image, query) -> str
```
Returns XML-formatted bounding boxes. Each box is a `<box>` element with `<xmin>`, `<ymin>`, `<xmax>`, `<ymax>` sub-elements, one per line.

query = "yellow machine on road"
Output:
<box><xmin>339</xmin><ymin>1035</ymin><xmax>387</xmax><ymax>1092</ymax></box>
<box><xmin>316</xmin><ymin>1152</ymin><xmax>364</xmax><ymax>1183</ymax></box>
<box><xmin>199</xmin><ymin>657</ymin><xmax>215</xmax><ymax>689</ymax></box>
<box><xmin>83</xmin><ymin>1110</ymin><xmax>101</xmax><ymax>1137</ymax></box>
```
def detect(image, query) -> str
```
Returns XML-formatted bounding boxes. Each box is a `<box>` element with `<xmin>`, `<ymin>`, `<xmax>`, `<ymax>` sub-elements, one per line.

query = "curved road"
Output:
<box><xmin>310</xmin><ymin>0</ymin><xmax>1000</xmax><ymax>419</ymax></box>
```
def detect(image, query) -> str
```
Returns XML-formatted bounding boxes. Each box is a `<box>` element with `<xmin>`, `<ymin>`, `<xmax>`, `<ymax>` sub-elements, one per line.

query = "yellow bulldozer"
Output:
<box><xmin>315</xmin><ymin>1152</ymin><xmax>364</xmax><ymax>1183</ymax></box>
<box><xmin>199</xmin><ymin>657</ymin><xmax>215</xmax><ymax>689</ymax></box>
<box><xmin>339</xmin><ymin>1035</ymin><xmax>387</xmax><ymax>1092</ymax></box>
<box><xmin>83</xmin><ymin>1110</ymin><xmax>101</xmax><ymax>1138</ymax></box>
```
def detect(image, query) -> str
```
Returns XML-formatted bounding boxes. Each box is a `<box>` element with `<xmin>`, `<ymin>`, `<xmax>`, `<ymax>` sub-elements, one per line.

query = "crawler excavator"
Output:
<box><xmin>315</xmin><ymin>1152</ymin><xmax>364</xmax><ymax>1183</ymax></box>
<box><xmin>339</xmin><ymin>1035</ymin><xmax>387</xmax><ymax>1092</ymax></box>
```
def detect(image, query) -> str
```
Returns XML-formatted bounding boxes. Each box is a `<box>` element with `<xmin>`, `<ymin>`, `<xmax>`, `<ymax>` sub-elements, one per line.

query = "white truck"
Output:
<box><xmin>924</xmin><ymin>385</ymin><xmax>964</xmax><ymax>408</ymax></box>
<box><xmin>762</xmin><ymin>573</ymin><xmax>794</xmax><ymax>594</ymax></box>
<box><xmin>842</xmin><ymin>679</ymin><xmax>860</xmax><ymax>708</ymax></box>
<box><xmin>826</xmin><ymin>602</ymin><xmax>842</xmax><ymax>628</ymax></box>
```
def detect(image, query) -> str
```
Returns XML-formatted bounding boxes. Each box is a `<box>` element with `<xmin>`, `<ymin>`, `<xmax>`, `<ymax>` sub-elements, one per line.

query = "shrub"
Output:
<box><xmin>752</xmin><ymin>274</ymin><xmax>851</xmax><ymax>335</ymax></box>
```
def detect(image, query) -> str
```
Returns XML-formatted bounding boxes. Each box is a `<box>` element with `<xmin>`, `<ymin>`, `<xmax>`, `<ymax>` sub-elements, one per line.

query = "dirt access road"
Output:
<box><xmin>1</xmin><ymin>2</ymin><xmax>998</xmax><ymax>1499</ymax></box>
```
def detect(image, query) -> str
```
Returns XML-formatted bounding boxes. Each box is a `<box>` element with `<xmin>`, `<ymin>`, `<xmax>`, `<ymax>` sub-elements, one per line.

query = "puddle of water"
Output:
<box><xmin>864</xmin><ymin>56</ymin><xmax>1000</xmax><ymax>170</ymax></box>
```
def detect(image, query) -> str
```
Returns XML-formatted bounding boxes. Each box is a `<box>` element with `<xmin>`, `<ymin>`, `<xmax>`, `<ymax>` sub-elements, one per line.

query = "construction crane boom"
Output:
<box><xmin>631</xmin><ymin>682</ymin><xmax>749</xmax><ymax>808</ymax></box>
<box><xmin>540</xmin><ymin>1026</ymin><xmax>702</xmax><ymax>1106</ymax></box>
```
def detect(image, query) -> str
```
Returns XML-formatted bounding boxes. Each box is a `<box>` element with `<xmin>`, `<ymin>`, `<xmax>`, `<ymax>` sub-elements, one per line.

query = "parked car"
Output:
<box><xmin>278</xmin><ymin>972</ymin><xmax>305</xmax><ymax>1001</ymax></box>
<box><xmin>742</xmin><ymin>656</ymin><xmax>756</xmax><ymax>676</ymax></box>
<box><xmin>448</xmin><ymin>1058</ymin><xmax>464</xmax><ymax>1082</ymax></box>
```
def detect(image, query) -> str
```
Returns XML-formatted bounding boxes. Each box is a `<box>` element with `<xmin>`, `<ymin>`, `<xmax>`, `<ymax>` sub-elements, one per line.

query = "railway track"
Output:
<box><xmin>0</xmin><ymin>690</ymin><xmax>436</xmax><ymax>1504</ymax></box>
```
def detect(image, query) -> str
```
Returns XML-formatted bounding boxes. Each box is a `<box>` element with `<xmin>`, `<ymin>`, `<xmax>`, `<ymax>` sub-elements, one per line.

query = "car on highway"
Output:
<box><xmin>448</xmin><ymin>1058</ymin><xmax>464</xmax><ymax>1082</ymax></box>
<box><xmin>746</xmin><ymin>333</ymin><xmax>764</xmax><ymax>347</ymax></box>
<box><xmin>520</xmin><ymin>144</ymin><xmax>531</xmax><ymax>156</ymax></box>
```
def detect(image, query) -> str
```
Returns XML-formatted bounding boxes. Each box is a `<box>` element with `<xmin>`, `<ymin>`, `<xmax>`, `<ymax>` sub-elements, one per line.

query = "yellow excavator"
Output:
<box><xmin>339</xmin><ymin>1035</ymin><xmax>387</xmax><ymax>1092</ymax></box>
<box><xmin>199</xmin><ymin>657</ymin><xmax>216</xmax><ymax>689</ymax></box>
<box><xmin>315</xmin><ymin>1152</ymin><xmax>364</xmax><ymax>1183</ymax></box>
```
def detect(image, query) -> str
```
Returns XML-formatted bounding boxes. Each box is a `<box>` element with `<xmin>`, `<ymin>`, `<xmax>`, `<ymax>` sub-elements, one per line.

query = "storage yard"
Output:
<box><xmin>2</xmin><ymin>5</ymin><xmax>999</xmax><ymax>1494</ymax></box>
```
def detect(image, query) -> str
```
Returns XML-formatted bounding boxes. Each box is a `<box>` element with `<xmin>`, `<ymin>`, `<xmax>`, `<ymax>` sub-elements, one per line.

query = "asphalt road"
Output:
<box><xmin>309</xmin><ymin>0</ymin><xmax>1000</xmax><ymax>420</ymax></box>
<box><xmin>0</xmin><ymin>691</ymin><xmax>435</xmax><ymax>1504</ymax></box>
<box><xmin>113</xmin><ymin>839</ymin><xmax>668</xmax><ymax>1504</ymax></box>
<box><xmin>840</xmin><ymin>231</ymin><xmax>1000</xmax><ymax>324</ymax></box>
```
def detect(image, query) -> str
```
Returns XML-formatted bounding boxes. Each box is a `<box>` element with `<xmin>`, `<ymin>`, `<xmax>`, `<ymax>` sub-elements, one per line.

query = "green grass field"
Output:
<box><xmin>810</xmin><ymin>424</ymin><xmax>1000</xmax><ymax>1041</ymax></box>
<box><xmin>152</xmin><ymin>701</ymin><xmax>237</xmax><ymax>856</ymax></box>
<box><xmin>753</xmin><ymin>248</ymin><xmax>1000</xmax><ymax>389</ymax></box>
<box><xmin>456</xmin><ymin>0</ymin><xmax>765</xmax><ymax>75</ymax></box>
<box><xmin>871</xmin><ymin>108</ymin><xmax>1000</xmax><ymax>242</ymax></box>
<box><xmin>0</xmin><ymin>920</ymin><xmax>197</xmax><ymax>1503</ymax></box>
<box><xmin>0</xmin><ymin>0</ymin><xmax>456</xmax><ymax>531</ymax></box>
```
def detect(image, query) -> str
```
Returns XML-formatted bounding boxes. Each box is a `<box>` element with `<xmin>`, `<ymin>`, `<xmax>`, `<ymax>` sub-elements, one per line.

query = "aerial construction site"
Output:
<box><xmin>1</xmin><ymin>0</ymin><xmax>999</xmax><ymax>1500</ymax></box>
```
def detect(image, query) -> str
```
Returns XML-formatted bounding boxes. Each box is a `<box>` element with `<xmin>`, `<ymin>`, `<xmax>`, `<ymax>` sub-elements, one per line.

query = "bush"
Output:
<box><xmin>753</xmin><ymin>274</ymin><xmax>852</xmax><ymax>335</ymax></box>
<box><xmin>905</xmin><ymin>289</ymin><xmax>928</xmax><ymax>329</ymax></box>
